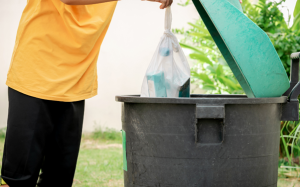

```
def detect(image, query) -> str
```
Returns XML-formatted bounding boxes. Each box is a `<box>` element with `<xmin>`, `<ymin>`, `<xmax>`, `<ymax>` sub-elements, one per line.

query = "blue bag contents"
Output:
<box><xmin>159</xmin><ymin>47</ymin><xmax>170</xmax><ymax>57</ymax></box>
<box><xmin>147</xmin><ymin>72</ymin><xmax>167</xmax><ymax>97</ymax></box>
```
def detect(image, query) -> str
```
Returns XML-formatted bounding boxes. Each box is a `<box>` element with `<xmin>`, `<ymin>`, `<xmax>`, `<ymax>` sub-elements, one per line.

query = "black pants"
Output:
<box><xmin>1</xmin><ymin>88</ymin><xmax>85</xmax><ymax>187</ymax></box>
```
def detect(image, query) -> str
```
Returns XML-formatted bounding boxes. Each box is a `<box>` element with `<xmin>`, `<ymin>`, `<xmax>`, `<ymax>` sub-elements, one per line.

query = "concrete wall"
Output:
<box><xmin>0</xmin><ymin>1</ymin><xmax>199</xmax><ymax>131</ymax></box>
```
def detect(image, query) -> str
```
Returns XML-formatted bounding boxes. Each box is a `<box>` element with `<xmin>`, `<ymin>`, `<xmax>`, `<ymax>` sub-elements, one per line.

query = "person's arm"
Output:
<box><xmin>61</xmin><ymin>0</ymin><xmax>173</xmax><ymax>9</ymax></box>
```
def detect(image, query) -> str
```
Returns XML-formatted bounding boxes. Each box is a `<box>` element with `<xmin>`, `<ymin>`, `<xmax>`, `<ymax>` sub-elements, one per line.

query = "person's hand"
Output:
<box><xmin>144</xmin><ymin>0</ymin><xmax>173</xmax><ymax>9</ymax></box>
<box><xmin>239</xmin><ymin>0</ymin><xmax>242</xmax><ymax>3</ymax></box>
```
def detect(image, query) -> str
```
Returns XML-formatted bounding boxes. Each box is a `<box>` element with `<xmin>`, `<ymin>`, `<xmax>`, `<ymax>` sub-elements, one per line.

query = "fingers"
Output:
<box><xmin>160</xmin><ymin>0</ymin><xmax>168</xmax><ymax>9</ymax></box>
<box><xmin>161</xmin><ymin>0</ymin><xmax>172</xmax><ymax>9</ymax></box>
<box><xmin>144</xmin><ymin>0</ymin><xmax>173</xmax><ymax>9</ymax></box>
<box><xmin>160</xmin><ymin>2</ymin><xmax>166</xmax><ymax>9</ymax></box>
<box><xmin>239</xmin><ymin>0</ymin><xmax>242</xmax><ymax>3</ymax></box>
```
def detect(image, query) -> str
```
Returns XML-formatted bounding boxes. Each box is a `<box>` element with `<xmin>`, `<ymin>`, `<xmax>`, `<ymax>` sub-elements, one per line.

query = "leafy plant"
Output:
<box><xmin>173</xmin><ymin>20</ymin><xmax>244</xmax><ymax>94</ymax></box>
<box><xmin>242</xmin><ymin>0</ymin><xmax>300</xmax><ymax>77</ymax></box>
<box><xmin>279</xmin><ymin>120</ymin><xmax>300</xmax><ymax>178</ymax></box>
<box><xmin>280</xmin><ymin>121</ymin><xmax>300</xmax><ymax>162</ymax></box>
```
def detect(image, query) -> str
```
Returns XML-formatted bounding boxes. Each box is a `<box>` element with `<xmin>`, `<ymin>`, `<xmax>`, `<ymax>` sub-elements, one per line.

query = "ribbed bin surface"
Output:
<box><xmin>116</xmin><ymin>95</ymin><xmax>286</xmax><ymax>187</ymax></box>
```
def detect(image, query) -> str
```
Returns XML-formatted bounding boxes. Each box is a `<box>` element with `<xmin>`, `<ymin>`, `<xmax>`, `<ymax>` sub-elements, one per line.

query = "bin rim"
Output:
<box><xmin>115</xmin><ymin>94</ymin><xmax>287</xmax><ymax>105</ymax></box>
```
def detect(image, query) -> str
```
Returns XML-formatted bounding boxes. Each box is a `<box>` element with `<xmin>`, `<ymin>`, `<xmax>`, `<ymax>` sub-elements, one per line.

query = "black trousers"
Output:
<box><xmin>1</xmin><ymin>88</ymin><xmax>85</xmax><ymax>187</ymax></box>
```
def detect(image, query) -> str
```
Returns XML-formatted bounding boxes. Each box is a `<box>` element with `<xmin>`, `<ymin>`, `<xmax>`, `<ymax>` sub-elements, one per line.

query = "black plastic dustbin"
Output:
<box><xmin>116</xmin><ymin>53</ymin><xmax>300</xmax><ymax>187</ymax></box>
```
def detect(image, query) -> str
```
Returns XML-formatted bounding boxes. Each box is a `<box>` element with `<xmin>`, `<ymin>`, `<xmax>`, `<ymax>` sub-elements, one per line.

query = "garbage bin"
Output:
<box><xmin>116</xmin><ymin>53</ymin><xmax>300</xmax><ymax>187</ymax></box>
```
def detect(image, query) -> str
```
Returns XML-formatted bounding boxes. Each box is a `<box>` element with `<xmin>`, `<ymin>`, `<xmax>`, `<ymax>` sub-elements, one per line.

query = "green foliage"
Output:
<box><xmin>279</xmin><ymin>120</ymin><xmax>300</xmax><ymax>178</ymax></box>
<box><xmin>177</xmin><ymin>0</ymin><xmax>192</xmax><ymax>7</ymax></box>
<box><xmin>280</xmin><ymin>121</ymin><xmax>300</xmax><ymax>162</ymax></box>
<box><xmin>91</xmin><ymin>126</ymin><xmax>122</xmax><ymax>142</ymax></box>
<box><xmin>173</xmin><ymin>20</ymin><xmax>244</xmax><ymax>94</ymax></box>
<box><xmin>245</xmin><ymin>0</ymin><xmax>288</xmax><ymax>33</ymax></box>
<box><xmin>242</xmin><ymin>0</ymin><xmax>300</xmax><ymax>77</ymax></box>
<box><xmin>0</xmin><ymin>128</ymin><xmax>6</xmax><ymax>139</ymax></box>
<box><xmin>293</xmin><ymin>0</ymin><xmax>300</xmax><ymax>38</ymax></box>
<box><xmin>74</xmin><ymin>147</ymin><xmax>123</xmax><ymax>186</ymax></box>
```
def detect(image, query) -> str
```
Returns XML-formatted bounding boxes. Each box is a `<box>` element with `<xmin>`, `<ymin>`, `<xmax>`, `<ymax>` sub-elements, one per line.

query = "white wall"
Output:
<box><xmin>0</xmin><ymin>1</ymin><xmax>199</xmax><ymax>131</ymax></box>
<box><xmin>0</xmin><ymin>0</ymin><xmax>26</xmax><ymax>129</ymax></box>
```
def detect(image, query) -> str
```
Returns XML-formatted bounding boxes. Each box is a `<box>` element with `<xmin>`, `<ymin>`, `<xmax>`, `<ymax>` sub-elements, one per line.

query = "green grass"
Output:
<box><xmin>73</xmin><ymin>140</ymin><xmax>123</xmax><ymax>187</ymax></box>
<box><xmin>89</xmin><ymin>127</ymin><xmax>122</xmax><ymax>143</ymax></box>
<box><xmin>0</xmin><ymin>128</ymin><xmax>124</xmax><ymax>187</ymax></box>
<box><xmin>0</xmin><ymin>128</ymin><xmax>298</xmax><ymax>186</ymax></box>
<box><xmin>0</xmin><ymin>137</ymin><xmax>4</xmax><ymax>169</ymax></box>
<box><xmin>74</xmin><ymin>127</ymin><xmax>123</xmax><ymax>186</ymax></box>
<box><xmin>278</xmin><ymin>179</ymin><xmax>300</xmax><ymax>187</ymax></box>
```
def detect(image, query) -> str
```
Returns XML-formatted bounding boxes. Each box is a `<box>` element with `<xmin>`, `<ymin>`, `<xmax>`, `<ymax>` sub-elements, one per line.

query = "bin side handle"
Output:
<box><xmin>196</xmin><ymin>105</ymin><xmax>225</xmax><ymax>119</ymax></box>
<box><xmin>281</xmin><ymin>52</ymin><xmax>300</xmax><ymax>121</ymax></box>
<box><xmin>195</xmin><ymin>105</ymin><xmax>225</xmax><ymax>144</ymax></box>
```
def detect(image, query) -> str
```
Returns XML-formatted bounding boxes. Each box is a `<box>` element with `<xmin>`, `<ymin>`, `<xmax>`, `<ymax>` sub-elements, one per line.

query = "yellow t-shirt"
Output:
<box><xmin>6</xmin><ymin>0</ymin><xmax>117</xmax><ymax>102</ymax></box>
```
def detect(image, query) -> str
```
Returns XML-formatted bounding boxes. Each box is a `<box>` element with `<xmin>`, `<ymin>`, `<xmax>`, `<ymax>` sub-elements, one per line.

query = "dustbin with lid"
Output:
<box><xmin>116</xmin><ymin>0</ymin><xmax>300</xmax><ymax>185</ymax></box>
<box><xmin>116</xmin><ymin>52</ymin><xmax>300</xmax><ymax>187</ymax></box>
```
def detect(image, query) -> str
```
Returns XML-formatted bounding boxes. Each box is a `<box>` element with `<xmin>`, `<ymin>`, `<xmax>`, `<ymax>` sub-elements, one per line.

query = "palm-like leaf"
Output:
<box><xmin>293</xmin><ymin>0</ymin><xmax>300</xmax><ymax>30</ymax></box>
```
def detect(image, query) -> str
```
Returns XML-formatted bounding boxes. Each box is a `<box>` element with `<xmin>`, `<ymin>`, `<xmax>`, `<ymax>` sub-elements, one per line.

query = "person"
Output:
<box><xmin>0</xmin><ymin>0</ymin><xmax>173</xmax><ymax>186</ymax></box>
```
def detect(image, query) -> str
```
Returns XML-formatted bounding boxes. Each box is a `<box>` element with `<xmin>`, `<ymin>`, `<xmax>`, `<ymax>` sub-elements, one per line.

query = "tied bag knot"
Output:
<box><xmin>164</xmin><ymin>29</ymin><xmax>179</xmax><ymax>52</ymax></box>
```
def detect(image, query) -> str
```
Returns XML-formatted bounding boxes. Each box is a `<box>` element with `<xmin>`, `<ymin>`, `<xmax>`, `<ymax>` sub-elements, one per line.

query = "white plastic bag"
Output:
<box><xmin>141</xmin><ymin>7</ymin><xmax>190</xmax><ymax>98</ymax></box>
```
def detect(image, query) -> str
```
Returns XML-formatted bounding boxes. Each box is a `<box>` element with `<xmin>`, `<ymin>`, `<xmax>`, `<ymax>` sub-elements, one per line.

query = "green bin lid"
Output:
<box><xmin>192</xmin><ymin>0</ymin><xmax>290</xmax><ymax>98</ymax></box>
